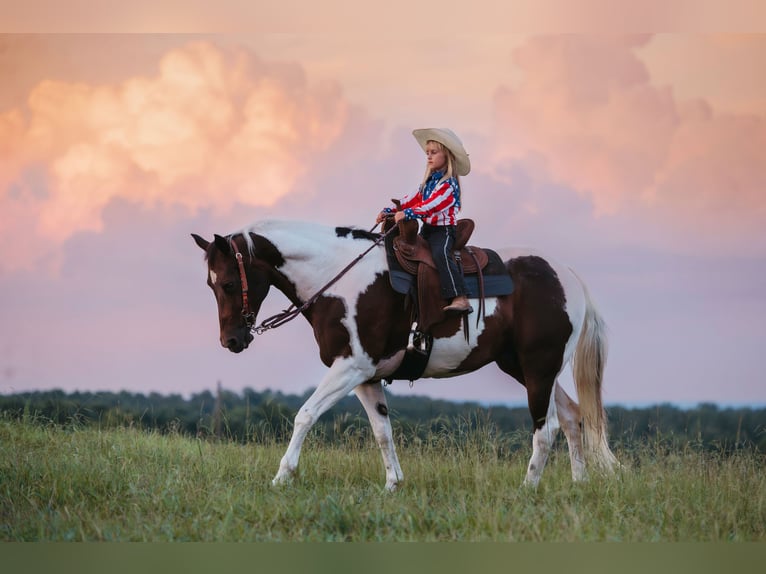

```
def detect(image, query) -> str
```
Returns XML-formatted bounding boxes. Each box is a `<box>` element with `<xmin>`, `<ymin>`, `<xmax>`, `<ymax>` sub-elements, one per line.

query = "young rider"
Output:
<box><xmin>377</xmin><ymin>128</ymin><xmax>472</xmax><ymax>314</ymax></box>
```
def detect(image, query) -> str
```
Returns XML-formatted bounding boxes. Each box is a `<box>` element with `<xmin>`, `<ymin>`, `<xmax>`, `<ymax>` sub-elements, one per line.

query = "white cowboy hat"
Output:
<box><xmin>413</xmin><ymin>128</ymin><xmax>471</xmax><ymax>176</ymax></box>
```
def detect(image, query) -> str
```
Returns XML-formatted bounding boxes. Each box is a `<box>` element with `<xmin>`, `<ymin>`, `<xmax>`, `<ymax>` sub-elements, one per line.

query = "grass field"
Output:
<box><xmin>1</xmin><ymin>416</ymin><xmax>764</xmax><ymax>541</ymax></box>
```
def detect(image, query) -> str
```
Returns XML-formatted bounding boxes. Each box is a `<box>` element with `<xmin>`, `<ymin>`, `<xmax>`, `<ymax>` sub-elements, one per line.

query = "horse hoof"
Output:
<box><xmin>272</xmin><ymin>471</ymin><xmax>294</xmax><ymax>487</ymax></box>
<box><xmin>522</xmin><ymin>477</ymin><xmax>540</xmax><ymax>489</ymax></box>
<box><xmin>385</xmin><ymin>480</ymin><xmax>401</xmax><ymax>493</ymax></box>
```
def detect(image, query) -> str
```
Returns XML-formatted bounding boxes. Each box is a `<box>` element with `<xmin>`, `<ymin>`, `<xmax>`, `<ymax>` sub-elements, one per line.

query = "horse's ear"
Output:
<box><xmin>191</xmin><ymin>233</ymin><xmax>209</xmax><ymax>251</ymax></box>
<box><xmin>213</xmin><ymin>234</ymin><xmax>231</xmax><ymax>254</ymax></box>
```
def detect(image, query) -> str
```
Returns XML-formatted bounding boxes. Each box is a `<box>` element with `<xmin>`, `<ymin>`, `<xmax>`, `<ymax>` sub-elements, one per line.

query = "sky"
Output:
<box><xmin>1</xmin><ymin>31</ymin><xmax>765</xmax><ymax>407</ymax></box>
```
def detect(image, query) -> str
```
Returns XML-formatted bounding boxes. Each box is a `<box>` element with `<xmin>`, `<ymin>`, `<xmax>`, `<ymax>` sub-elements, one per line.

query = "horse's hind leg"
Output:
<box><xmin>523</xmin><ymin>378</ymin><xmax>560</xmax><ymax>488</ymax></box>
<box><xmin>496</xmin><ymin>354</ymin><xmax>561</xmax><ymax>487</ymax></box>
<box><xmin>554</xmin><ymin>382</ymin><xmax>586</xmax><ymax>482</ymax></box>
<box><xmin>354</xmin><ymin>381</ymin><xmax>403</xmax><ymax>491</ymax></box>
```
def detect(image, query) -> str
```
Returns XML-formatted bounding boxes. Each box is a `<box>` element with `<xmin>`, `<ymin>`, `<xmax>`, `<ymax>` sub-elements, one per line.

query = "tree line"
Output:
<box><xmin>1</xmin><ymin>386</ymin><xmax>764</xmax><ymax>453</ymax></box>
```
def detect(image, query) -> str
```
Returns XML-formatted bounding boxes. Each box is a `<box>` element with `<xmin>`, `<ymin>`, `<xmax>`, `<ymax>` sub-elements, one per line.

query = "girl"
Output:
<box><xmin>377</xmin><ymin>128</ymin><xmax>472</xmax><ymax>314</ymax></box>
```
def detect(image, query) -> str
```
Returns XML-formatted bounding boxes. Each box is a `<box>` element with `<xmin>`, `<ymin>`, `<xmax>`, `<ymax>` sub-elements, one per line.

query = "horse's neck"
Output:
<box><xmin>253</xmin><ymin>222</ymin><xmax>354</xmax><ymax>300</ymax></box>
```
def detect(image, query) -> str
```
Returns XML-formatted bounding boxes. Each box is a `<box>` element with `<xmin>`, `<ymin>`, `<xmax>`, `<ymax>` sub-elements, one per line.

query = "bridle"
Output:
<box><xmin>231</xmin><ymin>236</ymin><xmax>256</xmax><ymax>330</ymax></box>
<box><xmin>228</xmin><ymin>225</ymin><xmax>397</xmax><ymax>336</ymax></box>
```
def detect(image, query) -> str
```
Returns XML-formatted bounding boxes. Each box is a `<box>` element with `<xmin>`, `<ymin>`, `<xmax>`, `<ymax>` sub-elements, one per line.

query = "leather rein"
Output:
<box><xmin>230</xmin><ymin>226</ymin><xmax>396</xmax><ymax>336</ymax></box>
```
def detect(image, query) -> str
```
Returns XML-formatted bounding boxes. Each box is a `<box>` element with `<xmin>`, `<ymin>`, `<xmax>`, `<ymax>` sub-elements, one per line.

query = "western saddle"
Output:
<box><xmin>386</xmin><ymin>218</ymin><xmax>489</xmax><ymax>335</ymax></box>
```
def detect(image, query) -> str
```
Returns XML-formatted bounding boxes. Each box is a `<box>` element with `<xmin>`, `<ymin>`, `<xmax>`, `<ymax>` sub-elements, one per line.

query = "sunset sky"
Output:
<box><xmin>1</xmin><ymin>31</ymin><xmax>765</xmax><ymax>407</ymax></box>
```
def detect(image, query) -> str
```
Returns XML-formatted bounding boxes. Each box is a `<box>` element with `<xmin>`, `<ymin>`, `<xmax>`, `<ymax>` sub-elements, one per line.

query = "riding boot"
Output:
<box><xmin>444</xmin><ymin>295</ymin><xmax>473</xmax><ymax>314</ymax></box>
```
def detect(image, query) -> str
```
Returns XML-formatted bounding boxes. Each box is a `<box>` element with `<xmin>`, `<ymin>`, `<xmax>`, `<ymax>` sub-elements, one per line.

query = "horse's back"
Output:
<box><xmin>495</xmin><ymin>247</ymin><xmax>583</xmax><ymax>303</ymax></box>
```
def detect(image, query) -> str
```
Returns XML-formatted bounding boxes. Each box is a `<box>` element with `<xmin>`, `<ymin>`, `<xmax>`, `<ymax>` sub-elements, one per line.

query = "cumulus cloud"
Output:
<box><xmin>0</xmin><ymin>41</ymin><xmax>351</xmax><ymax>272</ymax></box>
<box><xmin>490</xmin><ymin>35</ymin><xmax>766</xmax><ymax>253</ymax></box>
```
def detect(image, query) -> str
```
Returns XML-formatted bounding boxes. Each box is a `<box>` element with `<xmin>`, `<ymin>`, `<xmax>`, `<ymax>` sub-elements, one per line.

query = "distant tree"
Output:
<box><xmin>1</xmin><ymin>388</ymin><xmax>763</xmax><ymax>452</ymax></box>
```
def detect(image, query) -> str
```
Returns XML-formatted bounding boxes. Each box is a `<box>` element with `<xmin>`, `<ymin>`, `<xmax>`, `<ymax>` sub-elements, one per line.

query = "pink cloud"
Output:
<box><xmin>490</xmin><ymin>35</ymin><xmax>766</xmax><ymax>253</ymax></box>
<box><xmin>654</xmin><ymin>102</ymin><xmax>766</xmax><ymax>219</ymax></box>
<box><xmin>0</xmin><ymin>41</ymin><xmax>352</xmax><ymax>273</ymax></box>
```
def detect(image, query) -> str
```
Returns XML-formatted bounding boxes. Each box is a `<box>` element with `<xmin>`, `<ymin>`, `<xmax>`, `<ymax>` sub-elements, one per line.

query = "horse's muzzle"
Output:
<box><xmin>222</xmin><ymin>331</ymin><xmax>254</xmax><ymax>353</ymax></box>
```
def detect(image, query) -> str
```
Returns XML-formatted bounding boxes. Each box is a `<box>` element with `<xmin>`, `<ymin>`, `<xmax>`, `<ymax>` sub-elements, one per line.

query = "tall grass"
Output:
<box><xmin>1</xmin><ymin>414</ymin><xmax>763</xmax><ymax>541</ymax></box>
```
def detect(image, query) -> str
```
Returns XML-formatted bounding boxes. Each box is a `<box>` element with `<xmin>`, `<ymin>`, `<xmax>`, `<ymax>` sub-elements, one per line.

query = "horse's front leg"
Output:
<box><xmin>354</xmin><ymin>381</ymin><xmax>403</xmax><ymax>491</ymax></box>
<box><xmin>272</xmin><ymin>357</ymin><xmax>373</xmax><ymax>486</ymax></box>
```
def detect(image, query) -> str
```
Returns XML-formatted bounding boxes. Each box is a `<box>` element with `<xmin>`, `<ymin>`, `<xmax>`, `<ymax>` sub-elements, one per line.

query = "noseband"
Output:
<box><xmin>230</xmin><ymin>237</ymin><xmax>255</xmax><ymax>330</ymax></box>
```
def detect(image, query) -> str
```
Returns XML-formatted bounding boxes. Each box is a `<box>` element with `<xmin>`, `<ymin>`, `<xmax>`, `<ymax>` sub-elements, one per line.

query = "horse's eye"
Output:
<box><xmin>222</xmin><ymin>281</ymin><xmax>237</xmax><ymax>294</ymax></box>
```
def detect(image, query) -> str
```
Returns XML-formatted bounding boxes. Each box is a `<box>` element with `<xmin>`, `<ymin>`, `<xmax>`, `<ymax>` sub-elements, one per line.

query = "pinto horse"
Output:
<box><xmin>192</xmin><ymin>220</ymin><xmax>618</xmax><ymax>490</ymax></box>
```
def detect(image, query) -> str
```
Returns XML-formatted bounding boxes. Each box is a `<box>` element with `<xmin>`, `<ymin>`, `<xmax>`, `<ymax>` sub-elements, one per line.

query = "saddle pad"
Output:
<box><xmin>387</xmin><ymin>249</ymin><xmax>514</xmax><ymax>298</ymax></box>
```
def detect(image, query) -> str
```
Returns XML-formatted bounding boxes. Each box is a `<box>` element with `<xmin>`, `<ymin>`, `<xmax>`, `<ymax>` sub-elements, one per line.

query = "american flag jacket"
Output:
<box><xmin>384</xmin><ymin>171</ymin><xmax>461</xmax><ymax>226</ymax></box>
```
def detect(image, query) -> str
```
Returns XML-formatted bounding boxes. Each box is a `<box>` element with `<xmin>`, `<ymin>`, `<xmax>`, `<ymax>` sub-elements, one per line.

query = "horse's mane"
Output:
<box><xmin>231</xmin><ymin>220</ymin><xmax>380</xmax><ymax>257</ymax></box>
<box><xmin>334</xmin><ymin>226</ymin><xmax>381</xmax><ymax>242</ymax></box>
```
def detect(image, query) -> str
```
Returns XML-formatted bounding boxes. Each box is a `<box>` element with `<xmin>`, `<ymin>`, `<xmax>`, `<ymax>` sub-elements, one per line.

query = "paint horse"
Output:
<box><xmin>192</xmin><ymin>220</ymin><xmax>618</xmax><ymax>490</ymax></box>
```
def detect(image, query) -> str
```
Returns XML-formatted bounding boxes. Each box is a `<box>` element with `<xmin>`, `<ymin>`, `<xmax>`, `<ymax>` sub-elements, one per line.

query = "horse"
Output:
<box><xmin>192</xmin><ymin>219</ymin><xmax>618</xmax><ymax>491</ymax></box>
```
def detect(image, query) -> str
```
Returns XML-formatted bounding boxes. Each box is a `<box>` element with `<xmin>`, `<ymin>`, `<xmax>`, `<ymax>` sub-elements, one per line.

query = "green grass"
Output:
<box><xmin>1</xmin><ymin>416</ymin><xmax>763</xmax><ymax>541</ymax></box>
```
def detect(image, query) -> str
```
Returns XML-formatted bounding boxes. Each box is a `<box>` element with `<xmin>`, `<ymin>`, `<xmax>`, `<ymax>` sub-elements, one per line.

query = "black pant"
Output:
<box><xmin>420</xmin><ymin>223</ymin><xmax>467</xmax><ymax>300</ymax></box>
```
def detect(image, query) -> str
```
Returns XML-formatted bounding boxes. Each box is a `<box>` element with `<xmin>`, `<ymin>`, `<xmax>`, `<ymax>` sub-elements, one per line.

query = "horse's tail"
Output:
<box><xmin>570</xmin><ymin>270</ymin><xmax>619</xmax><ymax>473</ymax></box>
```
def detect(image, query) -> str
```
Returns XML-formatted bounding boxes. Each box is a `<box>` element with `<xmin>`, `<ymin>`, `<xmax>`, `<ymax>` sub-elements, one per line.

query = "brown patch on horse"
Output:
<box><xmin>246</xmin><ymin>233</ymin><xmax>287</xmax><ymax>268</ymax></box>
<box><xmin>304</xmin><ymin>295</ymin><xmax>353</xmax><ymax>367</ymax></box>
<box><xmin>503</xmin><ymin>255</ymin><xmax>573</xmax><ymax>429</ymax></box>
<box><xmin>507</xmin><ymin>256</ymin><xmax>570</xmax><ymax>348</ymax></box>
<box><xmin>355</xmin><ymin>274</ymin><xmax>411</xmax><ymax>362</ymax></box>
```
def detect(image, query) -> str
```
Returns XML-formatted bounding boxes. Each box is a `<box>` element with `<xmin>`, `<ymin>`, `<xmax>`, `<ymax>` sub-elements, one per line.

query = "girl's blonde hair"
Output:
<box><xmin>420</xmin><ymin>140</ymin><xmax>461</xmax><ymax>190</ymax></box>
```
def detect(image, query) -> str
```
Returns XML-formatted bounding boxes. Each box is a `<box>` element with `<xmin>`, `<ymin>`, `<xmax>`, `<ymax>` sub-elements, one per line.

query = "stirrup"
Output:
<box><xmin>406</xmin><ymin>321</ymin><xmax>418</xmax><ymax>352</ymax></box>
<box><xmin>406</xmin><ymin>321</ymin><xmax>429</xmax><ymax>354</ymax></box>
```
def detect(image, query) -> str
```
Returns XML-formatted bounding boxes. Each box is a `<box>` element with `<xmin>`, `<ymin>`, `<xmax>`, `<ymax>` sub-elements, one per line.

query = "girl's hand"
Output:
<box><xmin>376</xmin><ymin>211</ymin><xmax>388</xmax><ymax>224</ymax></box>
<box><xmin>394</xmin><ymin>211</ymin><xmax>405</xmax><ymax>223</ymax></box>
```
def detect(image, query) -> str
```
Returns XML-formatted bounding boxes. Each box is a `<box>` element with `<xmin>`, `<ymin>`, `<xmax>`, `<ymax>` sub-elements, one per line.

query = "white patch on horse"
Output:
<box><xmin>423</xmin><ymin>299</ymin><xmax>498</xmax><ymax>377</ymax></box>
<box><xmin>209</xmin><ymin>270</ymin><xmax>218</xmax><ymax>285</ymax></box>
<box><xmin>558</xmin><ymin>267</ymin><xmax>587</xmax><ymax>367</ymax></box>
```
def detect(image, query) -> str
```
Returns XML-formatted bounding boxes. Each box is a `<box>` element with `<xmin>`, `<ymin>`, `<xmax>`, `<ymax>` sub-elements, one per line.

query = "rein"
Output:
<box><xmin>231</xmin><ymin>225</ymin><xmax>397</xmax><ymax>336</ymax></box>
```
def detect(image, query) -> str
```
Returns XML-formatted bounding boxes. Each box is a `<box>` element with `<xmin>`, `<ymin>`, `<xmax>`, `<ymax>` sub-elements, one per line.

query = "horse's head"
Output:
<box><xmin>192</xmin><ymin>233</ymin><xmax>272</xmax><ymax>353</ymax></box>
